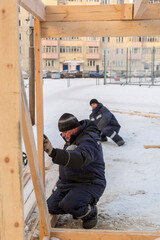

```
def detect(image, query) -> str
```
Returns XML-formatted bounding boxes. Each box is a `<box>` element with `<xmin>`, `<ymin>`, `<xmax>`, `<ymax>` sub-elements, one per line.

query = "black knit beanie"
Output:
<box><xmin>58</xmin><ymin>113</ymin><xmax>80</xmax><ymax>132</ymax></box>
<box><xmin>90</xmin><ymin>99</ymin><xmax>99</xmax><ymax>105</ymax></box>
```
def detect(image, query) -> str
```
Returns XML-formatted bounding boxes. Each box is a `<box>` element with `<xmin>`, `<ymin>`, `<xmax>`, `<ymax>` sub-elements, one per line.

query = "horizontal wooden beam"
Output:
<box><xmin>45</xmin><ymin>4</ymin><xmax>133</xmax><ymax>22</ymax></box>
<box><xmin>134</xmin><ymin>0</ymin><xmax>149</xmax><ymax>19</ymax></box>
<box><xmin>18</xmin><ymin>0</ymin><xmax>46</xmax><ymax>21</ymax></box>
<box><xmin>51</xmin><ymin>228</ymin><xmax>160</xmax><ymax>240</ymax></box>
<box><xmin>45</xmin><ymin>3</ymin><xmax>160</xmax><ymax>22</ymax></box>
<box><xmin>41</xmin><ymin>20</ymin><xmax>160</xmax><ymax>38</ymax></box>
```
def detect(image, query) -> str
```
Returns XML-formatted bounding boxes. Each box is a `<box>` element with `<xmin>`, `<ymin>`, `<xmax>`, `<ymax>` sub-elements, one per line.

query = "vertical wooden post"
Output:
<box><xmin>29</xmin><ymin>15</ymin><xmax>35</xmax><ymax>125</ymax></box>
<box><xmin>0</xmin><ymin>1</ymin><xmax>24</xmax><ymax>240</ymax></box>
<box><xmin>34</xmin><ymin>18</ymin><xmax>44</xmax><ymax>183</ymax></box>
<box><xmin>34</xmin><ymin>18</ymin><xmax>45</xmax><ymax>240</ymax></box>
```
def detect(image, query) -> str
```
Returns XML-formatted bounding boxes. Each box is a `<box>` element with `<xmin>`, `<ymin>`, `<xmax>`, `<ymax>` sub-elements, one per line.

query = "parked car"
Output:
<box><xmin>42</xmin><ymin>70</ymin><xmax>48</xmax><ymax>78</ymax></box>
<box><xmin>106</xmin><ymin>70</ymin><xmax>116</xmax><ymax>78</ymax></box>
<box><xmin>51</xmin><ymin>71</ymin><xmax>60</xmax><ymax>79</ymax></box>
<box><xmin>133</xmin><ymin>70</ymin><xmax>145</xmax><ymax>77</ymax></box>
<box><xmin>116</xmin><ymin>70</ymin><xmax>126</xmax><ymax>78</ymax></box>
<box><xmin>60</xmin><ymin>70</ymin><xmax>77</xmax><ymax>78</ymax></box>
<box><xmin>76</xmin><ymin>71</ymin><xmax>84</xmax><ymax>78</ymax></box>
<box><xmin>90</xmin><ymin>71</ymin><xmax>104</xmax><ymax>78</ymax></box>
<box><xmin>83</xmin><ymin>71</ymin><xmax>90</xmax><ymax>78</ymax></box>
<box><xmin>22</xmin><ymin>71</ymin><xmax>28</xmax><ymax>79</ymax></box>
<box><xmin>46</xmin><ymin>71</ymin><xmax>52</xmax><ymax>78</ymax></box>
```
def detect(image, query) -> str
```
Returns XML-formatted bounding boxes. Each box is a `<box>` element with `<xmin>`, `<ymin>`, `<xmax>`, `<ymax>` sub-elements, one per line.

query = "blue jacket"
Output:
<box><xmin>89</xmin><ymin>103</ymin><xmax>120</xmax><ymax>131</ymax></box>
<box><xmin>50</xmin><ymin>120</ymin><xmax>106</xmax><ymax>195</ymax></box>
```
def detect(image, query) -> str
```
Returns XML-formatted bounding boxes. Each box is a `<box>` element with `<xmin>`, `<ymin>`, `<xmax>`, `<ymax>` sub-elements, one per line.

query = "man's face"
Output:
<box><xmin>91</xmin><ymin>103</ymin><xmax>98</xmax><ymax>110</ymax></box>
<box><xmin>61</xmin><ymin>127</ymin><xmax>79</xmax><ymax>142</ymax></box>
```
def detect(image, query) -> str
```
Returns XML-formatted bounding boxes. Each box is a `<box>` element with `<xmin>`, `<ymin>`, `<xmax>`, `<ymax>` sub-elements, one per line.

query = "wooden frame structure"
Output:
<box><xmin>1</xmin><ymin>0</ymin><xmax>160</xmax><ymax>239</ymax></box>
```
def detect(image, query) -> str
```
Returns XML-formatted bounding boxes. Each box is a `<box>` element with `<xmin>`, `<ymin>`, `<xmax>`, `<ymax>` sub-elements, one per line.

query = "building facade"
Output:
<box><xmin>19</xmin><ymin>0</ymin><xmax>160</xmax><ymax>74</ymax></box>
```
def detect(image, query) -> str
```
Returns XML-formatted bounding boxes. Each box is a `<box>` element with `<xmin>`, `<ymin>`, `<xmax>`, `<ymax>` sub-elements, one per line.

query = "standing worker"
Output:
<box><xmin>89</xmin><ymin>99</ymin><xmax>125</xmax><ymax>146</ymax></box>
<box><xmin>43</xmin><ymin>113</ymin><xmax>106</xmax><ymax>229</ymax></box>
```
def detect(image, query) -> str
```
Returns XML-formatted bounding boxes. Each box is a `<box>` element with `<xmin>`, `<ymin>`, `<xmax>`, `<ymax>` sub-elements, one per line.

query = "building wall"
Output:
<box><xmin>19</xmin><ymin>0</ymin><xmax>160</xmax><ymax>73</ymax></box>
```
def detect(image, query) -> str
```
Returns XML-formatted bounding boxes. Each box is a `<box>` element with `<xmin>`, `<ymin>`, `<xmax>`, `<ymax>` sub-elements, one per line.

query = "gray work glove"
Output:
<box><xmin>43</xmin><ymin>134</ymin><xmax>53</xmax><ymax>156</ymax></box>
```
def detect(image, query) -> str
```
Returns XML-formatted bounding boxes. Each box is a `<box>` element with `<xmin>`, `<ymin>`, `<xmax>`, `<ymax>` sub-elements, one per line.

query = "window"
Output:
<box><xmin>132</xmin><ymin>48</ymin><xmax>141</xmax><ymax>54</ymax></box>
<box><xmin>102</xmin><ymin>37</ymin><xmax>110</xmax><ymax>43</ymax></box>
<box><xmin>60</xmin><ymin>46</ymin><xmax>82</xmax><ymax>53</ymax></box>
<box><xmin>45</xmin><ymin>60</ymin><xmax>54</xmax><ymax>67</ymax></box>
<box><xmin>117</xmin><ymin>0</ymin><xmax>124</xmax><ymax>3</ymax></box>
<box><xmin>116</xmin><ymin>37</ymin><xmax>123</xmax><ymax>43</ymax></box>
<box><xmin>115</xmin><ymin>60</ymin><xmax>123</xmax><ymax>67</ymax></box>
<box><xmin>116</xmin><ymin>48</ymin><xmax>124</xmax><ymax>54</ymax></box>
<box><xmin>88</xmin><ymin>37</ymin><xmax>100</xmax><ymax>41</ymax></box>
<box><xmin>88</xmin><ymin>60</ymin><xmax>96</xmax><ymax>67</ymax></box>
<box><xmin>88</xmin><ymin>47</ymin><xmax>99</xmax><ymax>54</ymax></box>
<box><xmin>43</xmin><ymin>46</ymin><xmax>57</xmax><ymax>53</ymax></box>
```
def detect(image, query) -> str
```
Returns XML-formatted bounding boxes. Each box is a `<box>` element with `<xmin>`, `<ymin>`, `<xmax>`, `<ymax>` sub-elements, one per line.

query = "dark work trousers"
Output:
<box><xmin>101</xmin><ymin>125</ymin><xmax>123</xmax><ymax>143</ymax></box>
<box><xmin>47</xmin><ymin>187</ymin><xmax>97</xmax><ymax>220</ymax></box>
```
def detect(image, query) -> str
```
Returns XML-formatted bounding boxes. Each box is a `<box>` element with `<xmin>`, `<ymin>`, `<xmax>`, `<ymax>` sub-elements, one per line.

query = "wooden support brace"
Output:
<box><xmin>134</xmin><ymin>0</ymin><xmax>150</xmax><ymax>19</ymax></box>
<box><xmin>21</xmin><ymin>78</ymin><xmax>50</xmax><ymax>236</ymax></box>
<box><xmin>50</xmin><ymin>228</ymin><xmax>160</xmax><ymax>240</ymax></box>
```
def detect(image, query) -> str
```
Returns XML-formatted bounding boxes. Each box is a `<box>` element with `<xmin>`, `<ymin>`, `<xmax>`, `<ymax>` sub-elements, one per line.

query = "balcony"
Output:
<box><xmin>86</xmin><ymin>53</ymin><xmax>100</xmax><ymax>59</ymax></box>
<box><xmin>42</xmin><ymin>53</ymin><xmax>58</xmax><ymax>59</ymax></box>
<box><xmin>42</xmin><ymin>40</ymin><xmax>58</xmax><ymax>46</ymax></box>
<box><xmin>86</xmin><ymin>41</ymin><xmax>100</xmax><ymax>47</ymax></box>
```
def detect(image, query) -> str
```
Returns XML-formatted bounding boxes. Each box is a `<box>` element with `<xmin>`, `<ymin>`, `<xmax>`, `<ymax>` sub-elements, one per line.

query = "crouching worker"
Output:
<box><xmin>89</xmin><ymin>99</ymin><xmax>125</xmax><ymax>146</ymax></box>
<box><xmin>43</xmin><ymin>113</ymin><xmax>106</xmax><ymax>229</ymax></box>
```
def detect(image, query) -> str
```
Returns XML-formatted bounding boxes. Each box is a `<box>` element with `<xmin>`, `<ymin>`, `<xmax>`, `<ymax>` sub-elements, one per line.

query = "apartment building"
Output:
<box><xmin>19</xmin><ymin>0</ymin><xmax>160</xmax><ymax>74</ymax></box>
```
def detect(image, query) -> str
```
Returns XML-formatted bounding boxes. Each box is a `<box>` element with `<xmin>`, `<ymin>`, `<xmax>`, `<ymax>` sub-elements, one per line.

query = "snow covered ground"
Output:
<box><xmin>41</xmin><ymin>78</ymin><xmax>160</xmax><ymax>231</ymax></box>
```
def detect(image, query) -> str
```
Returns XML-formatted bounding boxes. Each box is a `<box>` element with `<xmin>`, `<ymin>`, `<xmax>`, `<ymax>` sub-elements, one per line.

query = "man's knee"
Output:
<box><xmin>59</xmin><ymin>198</ymin><xmax>72</xmax><ymax>213</ymax></box>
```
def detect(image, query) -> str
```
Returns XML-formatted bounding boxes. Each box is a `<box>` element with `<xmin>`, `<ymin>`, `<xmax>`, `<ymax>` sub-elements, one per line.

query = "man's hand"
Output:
<box><xmin>43</xmin><ymin>134</ymin><xmax>53</xmax><ymax>156</ymax></box>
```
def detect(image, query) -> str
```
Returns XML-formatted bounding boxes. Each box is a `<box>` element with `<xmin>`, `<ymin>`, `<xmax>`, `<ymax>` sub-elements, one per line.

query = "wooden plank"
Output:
<box><xmin>45</xmin><ymin>4</ymin><xmax>133</xmax><ymax>22</ymax></box>
<box><xmin>111</xmin><ymin>110</ymin><xmax>160</xmax><ymax>119</ymax></box>
<box><xmin>51</xmin><ymin>229</ymin><xmax>160</xmax><ymax>240</ymax></box>
<box><xmin>134</xmin><ymin>0</ymin><xmax>149</xmax><ymax>19</ymax></box>
<box><xmin>34</xmin><ymin>17</ymin><xmax>45</xmax><ymax>240</ymax></box>
<box><xmin>140</xmin><ymin>3</ymin><xmax>160</xmax><ymax>20</ymax></box>
<box><xmin>34</xmin><ymin>18</ymin><xmax>45</xmax><ymax>183</ymax></box>
<box><xmin>18</xmin><ymin>0</ymin><xmax>46</xmax><ymax>21</ymax></box>
<box><xmin>41</xmin><ymin>20</ymin><xmax>160</xmax><ymax>38</ymax></box>
<box><xmin>21</xmin><ymin>79</ymin><xmax>50</xmax><ymax>236</ymax></box>
<box><xmin>144</xmin><ymin>145</ymin><xmax>160</xmax><ymax>149</ymax></box>
<box><xmin>0</xmin><ymin>0</ymin><xmax>24</xmax><ymax>239</ymax></box>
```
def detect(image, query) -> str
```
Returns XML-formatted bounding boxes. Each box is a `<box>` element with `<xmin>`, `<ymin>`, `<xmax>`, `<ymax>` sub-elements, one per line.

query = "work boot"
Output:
<box><xmin>82</xmin><ymin>215</ymin><xmax>98</xmax><ymax>229</ymax></box>
<box><xmin>117</xmin><ymin>139</ymin><xmax>125</xmax><ymax>146</ymax></box>
<box><xmin>101</xmin><ymin>135</ymin><xmax>108</xmax><ymax>142</ymax></box>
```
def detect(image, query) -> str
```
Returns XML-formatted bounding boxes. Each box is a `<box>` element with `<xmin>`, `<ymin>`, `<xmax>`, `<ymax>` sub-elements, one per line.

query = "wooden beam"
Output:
<box><xmin>0</xmin><ymin>0</ymin><xmax>24</xmax><ymax>239</ymax></box>
<box><xmin>140</xmin><ymin>3</ymin><xmax>160</xmax><ymax>20</ymax></box>
<box><xmin>51</xmin><ymin>228</ymin><xmax>160</xmax><ymax>240</ymax></box>
<box><xmin>21</xmin><ymin>79</ymin><xmax>50</xmax><ymax>236</ymax></box>
<box><xmin>134</xmin><ymin>0</ymin><xmax>149</xmax><ymax>19</ymax></box>
<box><xmin>18</xmin><ymin>0</ymin><xmax>46</xmax><ymax>21</ymax></box>
<box><xmin>34</xmin><ymin>17</ymin><xmax>45</xmax><ymax>240</ymax></box>
<box><xmin>144</xmin><ymin>145</ymin><xmax>160</xmax><ymax>149</ymax></box>
<box><xmin>45</xmin><ymin>4</ymin><xmax>133</xmax><ymax>22</ymax></box>
<box><xmin>34</xmin><ymin>18</ymin><xmax>44</xmax><ymax>184</ymax></box>
<box><xmin>41</xmin><ymin>20</ymin><xmax>160</xmax><ymax>38</ymax></box>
